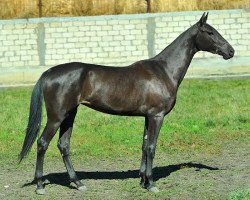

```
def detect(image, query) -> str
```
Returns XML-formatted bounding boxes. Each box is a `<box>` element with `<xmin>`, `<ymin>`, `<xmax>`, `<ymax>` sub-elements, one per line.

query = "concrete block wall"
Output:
<box><xmin>0</xmin><ymin>23</ymin><xmax>39</xmax><ymax>68</ymax></box>
<box><xmin>43</xmin><ymin>18</ymin><xmax>148</xmax><ymax>67</ymax></box>
<box><xmin>0</xmin><ymin>9</ymin><xmax>249</xmax><ymax>84</ymax></box>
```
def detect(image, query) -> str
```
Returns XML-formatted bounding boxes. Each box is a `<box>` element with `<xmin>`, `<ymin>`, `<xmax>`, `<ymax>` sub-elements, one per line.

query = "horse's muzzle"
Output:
<box><xmin>219</xmin><ymin>43</ymin><xmax>235</xmax><ymax>60</ymax></box>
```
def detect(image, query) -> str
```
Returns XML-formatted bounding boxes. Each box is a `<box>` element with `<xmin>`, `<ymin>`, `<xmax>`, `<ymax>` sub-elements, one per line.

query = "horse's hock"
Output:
<box><xmin>0</xmin><ymin>9</ymin><xmax>249</xmax><ymax>85</ymax></box>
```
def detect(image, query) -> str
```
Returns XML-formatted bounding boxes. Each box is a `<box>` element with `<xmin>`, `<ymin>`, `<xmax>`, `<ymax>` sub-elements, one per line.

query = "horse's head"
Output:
<box><xmin>195</xmin><ymin>12</ymin><xmax>234</xmax><ymax>60</ymax></box>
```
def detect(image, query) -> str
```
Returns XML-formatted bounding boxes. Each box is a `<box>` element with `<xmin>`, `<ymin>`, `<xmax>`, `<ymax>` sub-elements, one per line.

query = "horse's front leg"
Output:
<box><xmin>139</xmin><ymin>117</ymin><xmax>149</xmax><ymax>188</ymax></box>
<box><xmin>142</xmin><ymin>114</ymin><xmax>164</xmax><ymax>192</ymax></box>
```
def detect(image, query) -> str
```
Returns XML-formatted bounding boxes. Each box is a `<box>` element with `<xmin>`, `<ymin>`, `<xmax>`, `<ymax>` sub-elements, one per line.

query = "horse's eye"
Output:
<box><xmin>208</xmin><ymin>31</ymin><xmax>214</xmax><ymax>36</ymax></box>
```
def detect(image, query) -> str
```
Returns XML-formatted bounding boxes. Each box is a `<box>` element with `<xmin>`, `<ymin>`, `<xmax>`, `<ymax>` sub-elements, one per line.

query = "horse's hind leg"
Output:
<box><xmin>35</xmin><ymin>120</ymin><xmax>61</xmax><ymax>195</ymax></box>
<box><xmin>57</xmin><ymin>107</ymin><xmax>86</xmax><ymax>191</ymax></box>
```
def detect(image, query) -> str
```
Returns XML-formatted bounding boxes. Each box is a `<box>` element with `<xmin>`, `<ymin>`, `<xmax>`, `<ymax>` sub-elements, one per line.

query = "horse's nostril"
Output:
<box><xmin>229</xmin><ymin>48</ymin><xmax>235</xmax><ymax>56</ymax></box>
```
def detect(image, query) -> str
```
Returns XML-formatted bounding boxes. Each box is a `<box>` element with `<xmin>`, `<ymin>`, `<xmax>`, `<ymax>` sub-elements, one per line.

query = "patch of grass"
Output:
<box><xmin>228</xmin><ymin>188</ymin><xmax>250</xmax><ymax>200</ymax></box>
<box><xmin>0</xmin><ymin>79</ymin><xmax>249</xmax><ymax>166</ymax></box>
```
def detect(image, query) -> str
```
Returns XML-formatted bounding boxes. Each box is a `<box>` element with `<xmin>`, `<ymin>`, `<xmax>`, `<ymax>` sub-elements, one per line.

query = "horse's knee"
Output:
<box><xmin>147</xmin><ymin>145</ymin><xmax>156</xmax><ymax>159</ymax></box>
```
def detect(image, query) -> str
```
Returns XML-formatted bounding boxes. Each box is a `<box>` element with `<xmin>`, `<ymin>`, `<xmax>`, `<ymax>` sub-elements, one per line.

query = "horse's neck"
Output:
<box><xmin>155</xmin><ymin>26</ymin><xmax>198</xmax><ymax>87</ymax></box>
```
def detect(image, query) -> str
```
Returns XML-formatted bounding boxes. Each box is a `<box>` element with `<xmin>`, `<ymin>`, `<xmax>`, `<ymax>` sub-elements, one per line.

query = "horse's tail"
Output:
<box><xmin>19</xmin><ymin>74</ymin><xmax>45</xmax><ymax>163</ymax></box>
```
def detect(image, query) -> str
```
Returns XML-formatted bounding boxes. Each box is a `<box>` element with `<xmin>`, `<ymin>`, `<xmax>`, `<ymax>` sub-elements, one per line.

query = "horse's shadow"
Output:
<box><xmin>22</xmin><ymin>162</ymin><xmax>219</xmax><ymax>189</ymax></box>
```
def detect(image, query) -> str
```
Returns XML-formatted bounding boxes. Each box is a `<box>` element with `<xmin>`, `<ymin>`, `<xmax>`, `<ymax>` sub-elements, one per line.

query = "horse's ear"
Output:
<box><xmin>206</xmin><ymin>12</ymin><xmax>209</xmax><ymax>18</ymax></box>
<box><xmin>199</xmin><ymin>12</ymin><xmax>208</xmax><ymax>26</ymax></box>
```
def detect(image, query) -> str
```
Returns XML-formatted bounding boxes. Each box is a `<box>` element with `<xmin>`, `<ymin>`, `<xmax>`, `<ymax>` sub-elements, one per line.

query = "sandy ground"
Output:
<box><xmin>0</xmin><ymin>141</ymin><xmax>249</xmax><ymax>200</ymax></box>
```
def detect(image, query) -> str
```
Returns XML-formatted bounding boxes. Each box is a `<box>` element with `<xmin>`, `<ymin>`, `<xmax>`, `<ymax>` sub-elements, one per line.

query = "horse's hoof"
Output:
<box><xmin>44</xmin><ymin>179</ymin><xmax>50</xmax><ymax>184</ymax></box>
<box><xmin>140</xmin><ymin>182</ymin><xmax>146</xmax><ymax>189</ymax></box>
<box><xmin>148</xmin><ymin>186</ymin><xmax>159</xmax><ymax>193</ymax></box>
<box><xmin>36</xmin><ymin>188</ymin><xmax>46</xmax><ymax>195</ymax></box>
<box><xmin>77</xmin><ymin>185</ymin><xmax>87</xmax><ymax>191</ymax></box>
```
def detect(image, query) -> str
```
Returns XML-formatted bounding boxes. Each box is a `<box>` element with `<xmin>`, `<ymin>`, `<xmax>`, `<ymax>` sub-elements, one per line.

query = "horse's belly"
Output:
<box><xmin>81</xmin><ymin>93</ymin><xmax>144</xmax><ymax>116</ymax></box>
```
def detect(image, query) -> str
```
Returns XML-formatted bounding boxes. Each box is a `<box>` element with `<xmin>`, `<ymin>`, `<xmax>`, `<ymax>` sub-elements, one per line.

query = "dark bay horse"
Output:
<box><xmin>19</xmin><ymin>13</ymin><xmax>234</xmax><ymax>194</ymax></box>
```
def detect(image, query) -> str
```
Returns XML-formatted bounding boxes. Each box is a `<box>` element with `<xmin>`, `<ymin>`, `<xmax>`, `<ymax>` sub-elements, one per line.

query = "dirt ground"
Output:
<box><xmin>0</xmin><ymin>141</ymin><xmax>249</xmax><ymax>200</ymax></box>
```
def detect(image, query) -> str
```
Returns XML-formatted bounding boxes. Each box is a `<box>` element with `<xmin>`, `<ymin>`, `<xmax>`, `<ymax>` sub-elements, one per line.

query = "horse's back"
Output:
<box><xmin>78</xmin><ymin>60</ymin><xmax>175</xmax><ymax>116</ymax></box>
